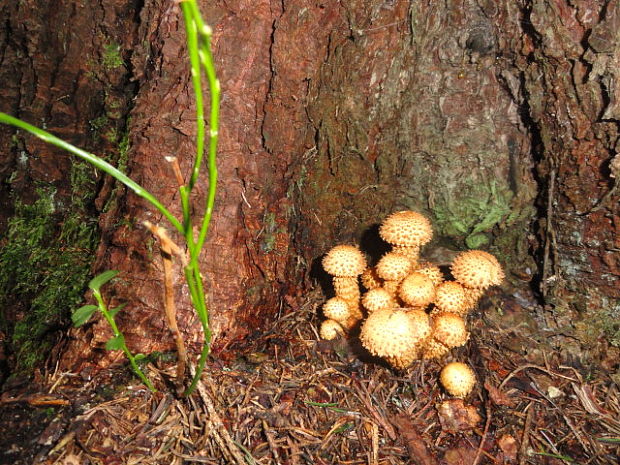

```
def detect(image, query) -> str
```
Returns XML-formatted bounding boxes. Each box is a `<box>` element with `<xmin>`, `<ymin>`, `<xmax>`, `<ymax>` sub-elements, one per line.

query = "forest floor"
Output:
<box><xmin>1</xmin><ymin>287</ymin><xmax>619</xmax><ymax>465</ymax></box>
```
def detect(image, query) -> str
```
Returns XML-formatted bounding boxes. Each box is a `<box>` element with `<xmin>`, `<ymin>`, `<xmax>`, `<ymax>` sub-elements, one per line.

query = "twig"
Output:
<box><xmin>192</xmin><ymin>370</ymin><xmax>250</xmax><ymax>465</ymax></box>
<box><xmin>518</xmin><ymin>402</ymin><xmax>535</xmax><ymax>465</ymax></box>
<box><xmin>143</xmin><ymin>221</ymin><xmax>188</xmax><ymax>392</ymax></box>
<box><xmin>472</xmin><ymin>400</ymin><xmax>492</xmax><ymax>465</ymax></box>
<box><xmin>499</xmin><ymin>364</ymin><xmax>577</xmax><ymax>391</ymax></box>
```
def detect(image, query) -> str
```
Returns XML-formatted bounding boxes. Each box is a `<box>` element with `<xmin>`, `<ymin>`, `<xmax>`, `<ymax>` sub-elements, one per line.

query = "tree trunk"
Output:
<box><xmin>1</xmin><ymin>0</ymin><xmax>618</xmax><ymax>378</ymax></box>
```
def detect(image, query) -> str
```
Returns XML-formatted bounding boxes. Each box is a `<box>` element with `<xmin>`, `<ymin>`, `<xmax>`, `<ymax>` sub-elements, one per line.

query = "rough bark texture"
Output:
<box><xmin>1</xmin><ymin>0</ymin><xmax>619</xmax><ymax>376</ymax></box>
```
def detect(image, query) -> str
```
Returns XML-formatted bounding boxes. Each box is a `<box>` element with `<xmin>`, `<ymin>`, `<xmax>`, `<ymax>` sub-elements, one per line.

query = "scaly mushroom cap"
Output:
<box><xmin>399</xmin><ymin>272</ymin><xmax>436</xmax><ymax>308</ymax></box>
<box><xmin>319</xmin><ymin>319</ymin><xmax>345</xmax><ymax>340</ymax></box>
<box><xmin>379</xmin><ymin>210</ymin><xmax>433</xmax><ymax>248</ymax></box>
<box><xmin>416</xmin><ymin>262</ymin><xmax>445</xmax><ymax>286</ymax></box>
<box><xmin>362</xmin><ymin>288</ymin><xmax>395</xmax><ymax>313</ymax></box>
<box><xmin>451</xmin><ymin>250</ymin><xmax>504</xmax><ymax>289</ymax></box>
<box><xmin>440</xmin><ymin>362</ymin><xmax>476</xmax><ymax>398</ymax></box>
<box><xmin>375</xmin><ymin>252</ymin><xmax>413</xmax><ymax>281</ymax></box>
<box><xmin>361</xmin><ymin>267</ymin><xmax>383</xmax><ymax>290</ymax></box>
<box><xmin>434</xmin><ymin>281</ymin><xmax>468</xmax><ymax>315</ymax></box>
<box><xmin>431</xmin><ymin>312</ymin><xmax>469</xmax><ymax>348</ymax></box>
<box><xmin>360</xmin><ymin>308</ymin><xmax>428</xmax><ymax>369</ymax></box>
<box><xmin>322</xmin><ymin>245</ymin><xmax>367</xmax><ymax>277</ymax></box>
<box><xmin>322</xmin><ymin>297</ymin><xmax>352</xmax><ymax>322</ymax></box>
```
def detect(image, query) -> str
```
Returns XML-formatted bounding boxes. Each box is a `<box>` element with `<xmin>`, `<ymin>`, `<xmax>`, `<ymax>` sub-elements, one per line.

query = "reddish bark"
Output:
<box><xmin>0</xmin><ymin>0</ymin><xmax>618</xmax><ymax>375</ymax></box>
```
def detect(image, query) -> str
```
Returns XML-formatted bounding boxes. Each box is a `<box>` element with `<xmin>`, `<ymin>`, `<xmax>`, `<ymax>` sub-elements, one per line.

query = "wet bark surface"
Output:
<box><xmin>0</xmin><ymin>0</ymin><xmax>618</xmax><ymax>378</ymax></box>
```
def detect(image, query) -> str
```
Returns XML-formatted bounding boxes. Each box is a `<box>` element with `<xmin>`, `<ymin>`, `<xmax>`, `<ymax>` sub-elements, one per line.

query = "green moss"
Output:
<box><xmin>0</xmin><ymin>161</ymin><xmax>99</xmax><ymax>373</ymax></box>
<box><xmin>102</xmin><ymin>42</ymin><xmax>124</xmax><ymax>70</ymax></box>
<box><xmin>430</xmin><ymin>179</ymin><xmax>514</xmax><ymax>248</ymax></box>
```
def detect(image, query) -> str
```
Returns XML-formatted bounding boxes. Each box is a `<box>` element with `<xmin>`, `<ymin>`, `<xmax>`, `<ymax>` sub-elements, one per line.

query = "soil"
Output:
<box><xmin>1</xmin><ymin>286</ymin><xmax>619</xmax><ymax>465</ymax></box>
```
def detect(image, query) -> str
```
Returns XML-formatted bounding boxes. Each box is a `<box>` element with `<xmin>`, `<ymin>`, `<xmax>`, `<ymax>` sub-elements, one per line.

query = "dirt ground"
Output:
<box><xmin>1</xmin><ymin>285</ymin><xmax>619</xmax><ymax>465</ymax></box>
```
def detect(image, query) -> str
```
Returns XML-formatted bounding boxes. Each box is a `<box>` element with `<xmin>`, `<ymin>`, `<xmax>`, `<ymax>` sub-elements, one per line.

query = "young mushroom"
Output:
<box><xmin>322</xmin><ymin>245</ymin><xmax>367</xmax><ymax>318</ymax></box>
<box><xmin>451</xmin><ymin>250</ymin><xmax>504</xmax><ymax>290</ymax></box>
<box><xmin>379</xmin><ymin>210</ymin><xmax>433</xmax><ymax>262</ymax></box>
<box><xmin>422</xmin><ymin>312</ymin><xmax>469</xmax><ymax>359</ymax></box>
<box><xmin>322</xmin><ymin>297</ymin><xmax>356</xmax><ymax>330</ymax></box>
<box><xmin>433</xmin><ymin>281</ymin><xmax>468</xmax><ymax>315</ymax></box>
<box><xmin>440</xmin><ymin>362</ymin><xmax>476</xmax><ymax>398</ymax></box>
<box><xmin>360</xmin><ymin>308</ymin><xmax>430</xmax><ymax>370</ymax></box>
<box><xmin>399</xmin><ymin>272</ymin><xmax>436</xmax><ymax>309</ymax></box>
<box><xmin>362</xmin><ymin>288</ymin><xmax>395</xmax><ymax>313</ymax></box>
<box><xmin>319</xmin><ymin>319</ymin><xmax>346</xmax><ymax>340</ymax></box>
<box><xmin>375</xmin><ymin>252</ymin><xmax>413</xmax><ymax>296</ymax></box>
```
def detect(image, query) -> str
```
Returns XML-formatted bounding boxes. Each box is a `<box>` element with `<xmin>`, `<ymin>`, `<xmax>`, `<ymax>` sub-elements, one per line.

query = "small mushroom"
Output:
<box><xmin>431</xmin><ymin>312</ymin><xmax>469</xmax><ymax>348</ymax></box>
<box><xmin>362</xmin><ymin>288</ymin><xmax>395</xmax><ymax>313</ymax></box>
<box><xmin>379</xmin><ymin>210</ymin><xmax>433</xmax><ymax>262</ymax></box>
<box><xmin>322</xmin><ymin>245</ymin><xmax>367</xmax><ymax>318</ymax></box>
<box><xmin>360</xmin><ymin>308</ymin><xmax>429</xmax><ymax>370</ymax></box>
<box><xmin>433</xmin><ymin>281</ymin><xmax>468</xmax><ymax>315</ymax></box>
<box><xmin>421</xmin><ymin>312</ymin><xmax>468</xmax><ymax>359</ymax></box>
<box><xmin>440</xmin><ymin>362</ymin><xmax>476</xmax><ymax>398</ymax></box>
<box><xmin>375</xmin><ymin>252</ymin><xmax>413</xmax><ymax>296</ymax></box>
<box><xmin>323</xmin><ymin>297</ymin><xmax>353</xmax><ymax>327</ymax></box>
<box><xmin>451</xmin><ymin>250</ymin><xmax>504</xmax><ymax>290</ymax></box>
<box><xmin>399</xmin><ymin>272</ymin><xmax>436</xmax><ymax>308</ymax></box>
<box><xmin>319</xmin><ymin>319</ymin><xmax>345</xmax><ymax>340</ymax></box>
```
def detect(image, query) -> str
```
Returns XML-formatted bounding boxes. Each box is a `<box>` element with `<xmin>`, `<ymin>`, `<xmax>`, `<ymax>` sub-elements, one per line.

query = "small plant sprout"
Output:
<box><xmin>0</xmin><ymin>0</ymin><xmax>220</xmax><ymax>395</ymax></box>
<box><xmin>72</xmin><ymin>271</ymin><xmax>155</xmax><ymax>392</ymax></box>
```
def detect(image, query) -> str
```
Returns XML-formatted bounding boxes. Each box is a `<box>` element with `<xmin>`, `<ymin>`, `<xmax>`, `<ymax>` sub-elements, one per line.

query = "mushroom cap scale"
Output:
<box><xmin>440</xmin><ymin>362</ymin><xmax>476</xmax><ymax>398</ymax></box>
<box><xmin>322</xmin><ymin>245</ymin><xmax>367</xmax><ymax>277</ymax></box>
<box><xmin>379</xmin><ymin>210</ymin><xmax>433</xmax><ymax>247</ymax></box>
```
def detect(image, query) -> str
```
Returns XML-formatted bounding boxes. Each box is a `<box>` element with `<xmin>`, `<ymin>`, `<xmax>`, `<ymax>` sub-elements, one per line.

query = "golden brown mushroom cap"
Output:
<box><xmin>362</xmin><ymin>288</ymin><xmax>395</xmax><ymax>313</ymax></box>
<box><xmin>440</xmin><ymin>362</ymin><xmax>476</xmax><ymax>398</ymax></box>
<box><xmin>360</xmin><ymin>308</ymin><xmax>428</xmax><ymax>369</ymax></box>
<box><xmin>431</xmin><ymin>312</ymin><xmax>469</xmax><ymax>348</ymax></box>
<box><xmin>451</xmin><ymin>250</ymin><xmax>504</xmax><ymax>289</ymax></box>
<box><xmin>322</xmin><ymin>297</ymin><xmax>352</xmax><ymax>322</ymax></box>
<box><xmin>434</xmin><ymin>281</ymin><xmax>468</xmax><ymax>315</ymax></box>
<box><xmin>399</xmin><ymin>272</ymin><xmax>436</xmax><ymax>308</ymax></box>
<box><xmin>375</xmin><ymin>252</ymin><xmax>413</xmax><ymax>281</ymax></box>
<box><xmin>379</xmin><ymin>210</ymin><xmax>433</xmax><ymax>248</ymax></box>
<box><xmin>319</xmin><ymin>319</ymin><xmax>345</xmax><ymax>340</ymax></box>
<box><xmin>322</xmin><ymin>245</ymin><xmax>367</xmax><ymax>277</ymax></box>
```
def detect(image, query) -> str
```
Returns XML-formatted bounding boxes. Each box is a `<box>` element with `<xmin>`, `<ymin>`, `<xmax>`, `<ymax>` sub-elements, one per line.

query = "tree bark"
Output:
<box><xmin>1</xmin><ymin>0</ymin><xmax>618</xmax><ymax>376</ymax></box>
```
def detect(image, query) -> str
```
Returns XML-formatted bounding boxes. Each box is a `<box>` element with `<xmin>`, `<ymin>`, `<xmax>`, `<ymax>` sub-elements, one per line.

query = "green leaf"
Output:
<box><xmin>105</xmin><ymin>335</ymin><xmax>125</xmax><ymax>351</ymax></box>
<box><xmin>88</xmin><ymin>270</ymin><xmax>119</xmax><ymax>292</ymax></box>
<box><xmin>134</xmin><ymin>353</ymin><xmax>146</xmax><ymax>361</ymax></box>
<box><xmin>71</xmin><ymin>304</ymin><xmax>98</xmax><ymax>327</ymax></box>
<box><xmin>108</xmin><ymin>302</ymin><xmax>127</xmax><ymax>318</ymax></box>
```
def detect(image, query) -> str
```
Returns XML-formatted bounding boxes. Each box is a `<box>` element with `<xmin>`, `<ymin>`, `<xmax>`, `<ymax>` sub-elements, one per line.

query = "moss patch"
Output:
<box><xmin>0</xmin><ymin>161</ymin><xmax>99</xmax><ymax>373</ymax></box>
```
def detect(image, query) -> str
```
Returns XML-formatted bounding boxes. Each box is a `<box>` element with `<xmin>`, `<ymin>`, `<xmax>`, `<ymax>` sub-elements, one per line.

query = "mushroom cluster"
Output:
<box><xmin>319</xmin><ymin>210</ymin><xmax>504</xmax><ymax>395</ymax></box>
